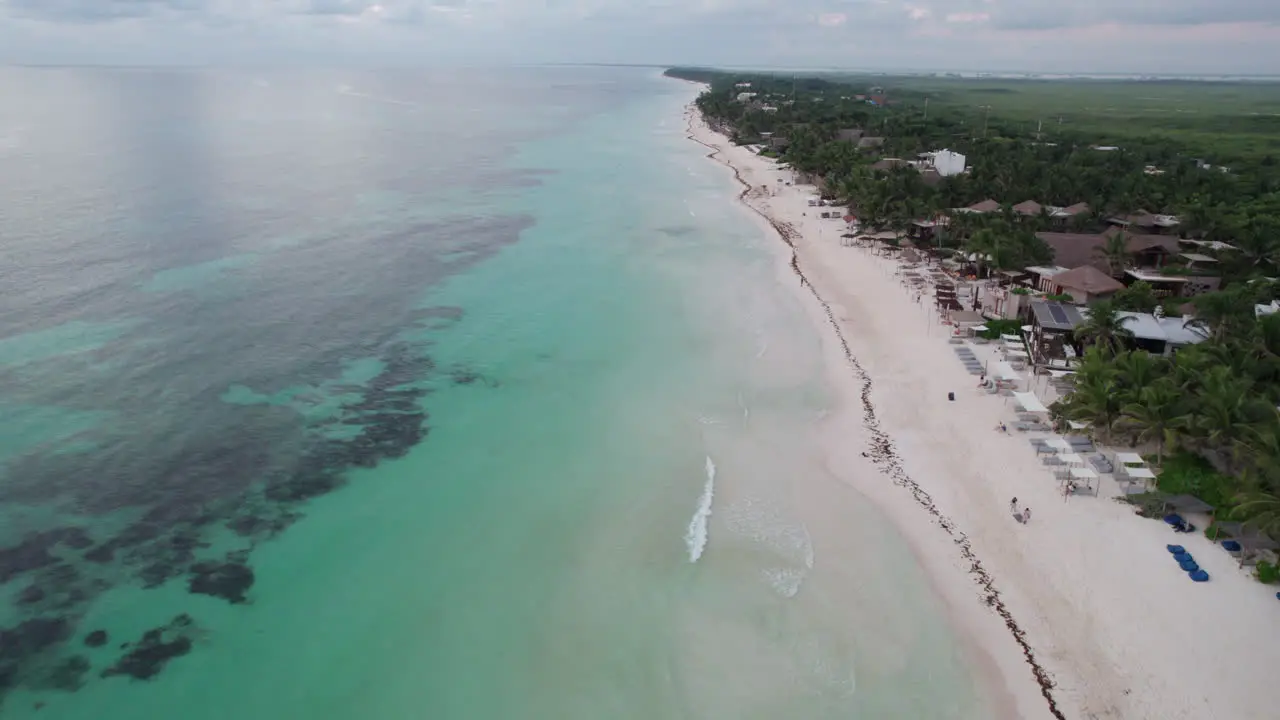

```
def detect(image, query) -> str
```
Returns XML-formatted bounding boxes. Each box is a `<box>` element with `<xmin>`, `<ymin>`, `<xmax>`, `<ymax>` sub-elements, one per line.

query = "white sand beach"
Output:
<box><xmin>685</xmin><ymin>106</ymin><xmax>1280</xmax><ymax>720</ymax></box>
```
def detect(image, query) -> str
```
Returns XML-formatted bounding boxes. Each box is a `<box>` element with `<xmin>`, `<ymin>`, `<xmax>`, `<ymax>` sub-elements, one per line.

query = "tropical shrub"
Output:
<box><xmin>1255</xmin><ymin>560</ymin><xmax>1279</xmax><ymax>584</ymax></box>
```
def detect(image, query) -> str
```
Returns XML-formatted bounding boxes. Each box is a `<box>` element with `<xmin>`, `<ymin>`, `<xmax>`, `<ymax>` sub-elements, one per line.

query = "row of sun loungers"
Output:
<box><xmin>954</xmin><ymin>347</ymin><xmax>984</xmax><ymax>375</ymax></box>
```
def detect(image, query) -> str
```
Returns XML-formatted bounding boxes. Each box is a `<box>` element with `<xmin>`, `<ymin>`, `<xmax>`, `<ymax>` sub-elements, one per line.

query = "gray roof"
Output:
<box><xmin>1211</xmin><ymin>522</ymin><xmax>1280</xmax><ymax>551</ymax></box>
<box><xmin>1161</xmin><ymin>494</ymin><xmax>1215</xmax><ymax>514</ymax></box>
<box><xmin>1030</xmin><ymin>301</ymin><xmax>1085</xmax><ymax>332</ymax></box>
<box><xmin>1112</xmin><ymin>312</ymin><xmax>1207</xmax><ymax>346</ymax></box>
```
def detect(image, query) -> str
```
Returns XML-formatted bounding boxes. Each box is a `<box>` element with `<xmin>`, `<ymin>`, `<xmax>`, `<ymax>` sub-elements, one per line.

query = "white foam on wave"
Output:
<box><xmin>685</xmin><ymin>455</ymin><xmax>716</xmax><ymax>563</ymax></box>
<box><xmin>722</xmin><ymin>495</ymin><xmax>815</xmax><ymax>596</ymax></box>
<box><xmin>762</xmin><ymin>567</ymin><xmax>806</xmax><ymax>598</ymax></box>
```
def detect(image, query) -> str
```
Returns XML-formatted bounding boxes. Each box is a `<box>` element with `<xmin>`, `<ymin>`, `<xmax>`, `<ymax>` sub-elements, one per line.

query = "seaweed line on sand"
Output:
<box><xmin>683</xmin><ymin>106</ymin><xmax>1067</xmax><ymax>720</ymax></box>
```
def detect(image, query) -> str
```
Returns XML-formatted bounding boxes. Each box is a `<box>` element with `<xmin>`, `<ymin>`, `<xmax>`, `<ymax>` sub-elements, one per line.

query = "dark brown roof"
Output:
<box><xmin>1037</xmin><ymin>232</ymin><xmax>1108</xmax><ymax>269</ymax></box>
<box><xmin>857</xmin><ymin>137</ymin><xmax>885</xmax><ymax>149</ymax></box>
<box><xmin>837</xmin><ymin>128</ymin><xmax>864</xmax><ymax>141</ymax></box>
<box><xmin>1127</xmin><ymin>235</ymin><xmax>1180</xmax><ymax>254</ymax></box>
<box><xmin>1036</xmin><ymin>231</ymin><xmax>1181</xmax><ymax>270</ymax></box>
<box><xmin>1050</xmin><ymin>266</ymin><xmax>1125</xmax><ymax>295</ymax></box>
<box><xmin>920</xmin><ymin>168</ymin><xmax>943</xmax><ymax>186</ymax></box>
<box><xmin>1012</xmin><ymin>200</ymin><xmax>1043</xmax><ymax>216</ymax></box>
<box><xmin>968</xmin><ymin>199</ymin><xmax>1000</xmax><ymax>213</ymax></box>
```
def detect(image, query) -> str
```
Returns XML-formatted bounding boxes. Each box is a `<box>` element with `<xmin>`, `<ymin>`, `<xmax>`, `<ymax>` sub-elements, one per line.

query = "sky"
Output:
<box><xmin>2</xmin><ymin>0</ymin><xmax>1279</xmax><ymax>74</ymax></box>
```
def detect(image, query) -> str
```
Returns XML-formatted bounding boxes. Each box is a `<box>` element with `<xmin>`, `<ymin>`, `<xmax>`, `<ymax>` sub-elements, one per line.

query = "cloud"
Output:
<box><xmin>5</xmin><ymin>0</ymin><xmax>205</xmax><ymax>23</ymax></box>
<box><xmin>1</xmin><ymin>0</ymin><xmax>1279</xmax><ymax>72</ymax></box>
<box><xmin>988</xmin><ymin>0</ymin><xmax>1280</xmax><ymax>30</ymax></box>
<box><xmin>945</xmin><ymin>12</ymin><xmax>989</xmax><ymax>23</ymax></box>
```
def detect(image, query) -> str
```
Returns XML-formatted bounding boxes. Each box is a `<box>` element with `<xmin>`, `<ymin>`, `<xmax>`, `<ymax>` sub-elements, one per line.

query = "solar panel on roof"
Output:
<box><xmin>1048</xmin><ymin>304</ymin><xmax>1070</xmax><ymax>325</ymax></box>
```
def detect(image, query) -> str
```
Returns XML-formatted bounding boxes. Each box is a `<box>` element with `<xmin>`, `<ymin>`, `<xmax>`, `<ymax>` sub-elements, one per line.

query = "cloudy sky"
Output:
<box><xmin>2</xmin><ymin>0</ymin><xmax>1278</xmax><ymax>74</ymax></box>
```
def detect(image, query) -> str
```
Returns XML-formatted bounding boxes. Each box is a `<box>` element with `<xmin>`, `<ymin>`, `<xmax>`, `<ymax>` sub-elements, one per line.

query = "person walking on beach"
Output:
<box><xmin>1023</xmin><ymin>507</ymin><xmax>1032</xmax><ymax>523</ymax></box>
<box><xmin>1009</xmin><ymin>497</ymin><xmax>1018</xmax><ymax>512</ymax></box>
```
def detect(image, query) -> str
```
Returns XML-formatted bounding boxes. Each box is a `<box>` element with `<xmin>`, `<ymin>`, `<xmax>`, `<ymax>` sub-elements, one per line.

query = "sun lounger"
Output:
<box><xmin>1042</xmin><ymin>456</ymin><xmax>1063</xmax><ymax>466</ymax></box>
<box><xmin>1088</xmin><ymin>455</ymin><xmax>1114</xmax><ymax>473</ymax></box>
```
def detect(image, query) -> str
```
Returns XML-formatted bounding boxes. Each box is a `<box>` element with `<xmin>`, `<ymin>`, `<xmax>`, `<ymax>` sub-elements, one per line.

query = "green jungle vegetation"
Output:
<box><xmin>667</xmin><ymin>67</ymin><xmax>1280</xmax><ymax>576</ymax></box>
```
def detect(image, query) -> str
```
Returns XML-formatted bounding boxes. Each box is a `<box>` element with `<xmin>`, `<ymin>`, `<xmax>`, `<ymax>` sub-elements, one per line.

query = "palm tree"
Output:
<box><xmin>1186</xmin><ymin>367</ymin><xmax>1266</xmax><ymax>470</ymax></box>
<box><xmin>1118</xmin><ymin>381</ymin><xmax>1186</xmax><ymax>464</ymax></box>
<box><xmin>1061</xmin><ymin>373</ymin><xmax>1124</xmax><ymax>440</ymax></box>
<box><xmin>1112</xmin><ymin>350</ymin><xmax>1167</xmax><ymax>402</ymax></box>
<box><xmin>1188</xmin><ymin>286</ymin><xmax>1259</xmax><ymax>344</ymax></box>
<box><xmin>1094</xmin><ymin>231</ymin><xmax>1130</xmax><ymax>277</ymax></box>
<box><xmin>964</xmin><ymin>228</ymin><xmax>1010</xmax><ymax>276</ymax></box>
<box><xmin>1073</xmin><ymin>300</ymin><xmax>1135</xmax><ymax>355</ymax></box>
<box><xmin>1231</xmin><ymin>491</ymin><xmax>1280</xmax><ymax>539</ymax></box>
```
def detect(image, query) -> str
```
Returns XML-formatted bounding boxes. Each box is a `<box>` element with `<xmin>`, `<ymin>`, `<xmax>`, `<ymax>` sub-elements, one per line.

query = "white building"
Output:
<box><xmin>922</xmin><ymin>149</ymin><xmax>967</xmax><ymax>177</ymax></box>
<box><xmin>735</xmin><ymin>92</ymin><xmax>757</xmax><ymax>102</ymax></box>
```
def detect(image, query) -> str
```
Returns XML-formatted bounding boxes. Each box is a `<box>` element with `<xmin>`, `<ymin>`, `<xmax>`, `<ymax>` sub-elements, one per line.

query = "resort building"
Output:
<box><xmin>920</xmin><ymin>149</ymin><xmax>967</xmax><ymax>177</ymax></box>
<box><xmin>1106</xmin><ymin>211</ymin><xmax>1181</xmax><ymax>235</ymax></box>
<box><xmin>1027</xmin><ymin>301</ymin><xmax>1207</xmax><ymax>362</ymax></box>
<box><xmin>1041</xmin><ymin>265</ymin><xmax>1125</xmax><ymax>304</ymax></box>
<box><xmin>1012</xmin><ymin>200</ymin><xmax>1043</xmax><ymax>217</ymax></box>
<box><xmin>954</xmin><ymin>199</ymin><xmax>1001</xmax><ymax>214</ymax></box>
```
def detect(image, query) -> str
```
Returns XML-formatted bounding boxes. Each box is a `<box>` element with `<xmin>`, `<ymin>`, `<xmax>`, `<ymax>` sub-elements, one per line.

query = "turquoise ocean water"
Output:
<box><xmin>0</xmin><ymin>68</ymin><xmax>991</xmax><ymax>718</ymax></box>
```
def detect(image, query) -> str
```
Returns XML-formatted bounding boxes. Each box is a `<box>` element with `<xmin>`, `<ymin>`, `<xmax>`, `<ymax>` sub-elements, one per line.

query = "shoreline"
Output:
<box><xmin>682</xmin><ymin>101</ymin><xmax>1280</xmax><ymax>720</ymax></box>
<box><xmin>680</xmin><ymin>106</ymin><xmax>1054</xmax><ymax>720</ymax></box>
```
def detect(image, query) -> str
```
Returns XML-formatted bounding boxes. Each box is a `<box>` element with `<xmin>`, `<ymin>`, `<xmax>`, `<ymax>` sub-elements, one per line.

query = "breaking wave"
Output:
<box><xmin>685</xmin><ymin>455</ymin><xmax>716</xmax><ymax>562</ymax></box>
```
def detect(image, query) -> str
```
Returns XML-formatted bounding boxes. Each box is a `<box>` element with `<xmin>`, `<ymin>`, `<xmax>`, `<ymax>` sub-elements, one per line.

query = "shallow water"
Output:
<box><xmin>0</xmin><ymin>67</ymin><xmax>991</xmax><ymax>718</ymax></box>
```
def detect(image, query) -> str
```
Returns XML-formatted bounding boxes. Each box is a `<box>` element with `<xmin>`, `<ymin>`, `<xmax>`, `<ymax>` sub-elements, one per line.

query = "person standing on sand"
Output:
<box><xmin>1023</xmin><ymin>507</ymin><xmax>1032</xmax><ymax>523</ymax></box>
<box><xmin>1010</xmin><ymin>497</ymin><xmax>1018</xmax><ymax>512</ymax></box>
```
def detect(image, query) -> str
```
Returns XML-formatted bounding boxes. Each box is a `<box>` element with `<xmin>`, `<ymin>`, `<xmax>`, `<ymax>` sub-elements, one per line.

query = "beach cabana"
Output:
<box><xmin>994</xmin><ymin>361</ymin><xmax>1021</xmax><ymax>383</ymax></box>
<box><xmin>1069</xmin><ymin>467</ymin><xmax>1100</xmax><ymax>495</ymax></box>
<box><xmin>1012</xmin><ymin>391</ymin><xmax>1049</xmax><ymax>414</ymax></box>
<box><xmin>1161</xmin><ymin>494</ymin><xmax>1214</xmax><ymax>515</ymax></box>
<box><xmin>1121</xmin><ymin>465</ymin><xmax>1157</xmax><ymax>491</ymax></box>
<box><xmin>1125</xmin><ymin>467</ymin><xmax>1156</xmax><ymax>480</ymax></box>
<box><xmin>1115</xmin><ymin>452</ymin><xmax>1145</xmax><ymax>466</ymax></box>
<box><xmin>1043</xmin><ymin>437</ymin><xmax>1073</xmax><ymax>454</ymax></box>
<box><xmin>1209</xmin><ymin>521</ymin><xmax>1280</xmax><ymax>567</ymax></box>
